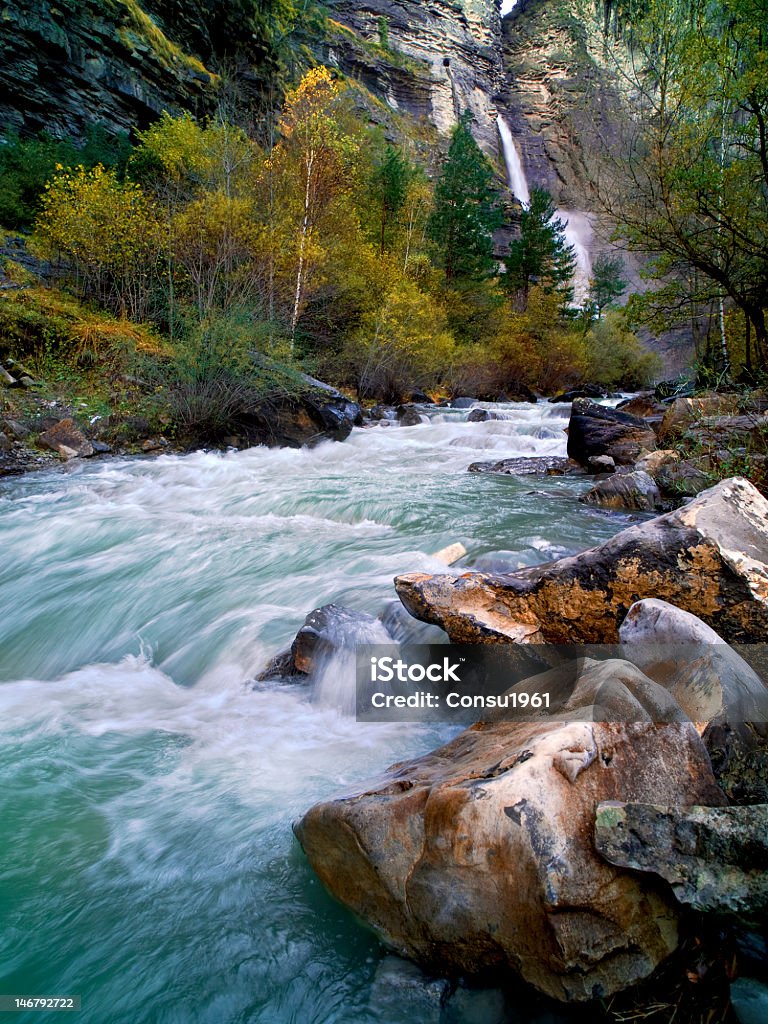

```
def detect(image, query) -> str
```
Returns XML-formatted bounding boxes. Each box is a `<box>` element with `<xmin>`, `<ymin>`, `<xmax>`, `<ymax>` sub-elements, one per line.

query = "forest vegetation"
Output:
<box><xmin>0</xmin><ymin>0</ymin><xmax>765</xmax><ymax>444</ymax></box>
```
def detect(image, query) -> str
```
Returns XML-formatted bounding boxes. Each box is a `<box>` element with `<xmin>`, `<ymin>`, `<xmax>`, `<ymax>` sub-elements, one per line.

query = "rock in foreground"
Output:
<box><xmin>396</xmin><ymin>478</ymin><xmax>768</xmax><ymax>644</ymax></box>
<box><xmin>295</xmin><ymin>720</ymin><xmax>724</xmax><ymax>1001</ymax></box>
<box><xmin>595</xmin><ymin>802</ymin><xmax>768</xmax><ymax>925</ymax></box>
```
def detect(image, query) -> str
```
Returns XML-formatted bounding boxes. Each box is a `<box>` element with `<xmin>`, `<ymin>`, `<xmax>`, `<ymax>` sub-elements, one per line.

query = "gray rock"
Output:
<box><xmin>450</xmin><ymin>397</ymin><xmax>477</xmax><ymax>409</ymax></box>
<box><xmin>369</xmin><ymin>404</ymin><xmax>397</xmax><ymax>421</ymax></box>
<box><xmin>619</xmin><ymin>599</ymin><xmax>768</xmax><ymax>724</ymax></box>
<box><xmin>369</xmin><ymin>956</ymin><xmax>450</xmax><ymax>1024</ymax></box>
<box><xmin>579</xmin><ymin>469</ymin><xmax>661</xmax><ymax>511</ymax></box>
<box><xmin>468</xmin><ymin>456</ymin><xmax>574</xmax><ymax>476</ymax></box>
<box><xmin>467</xmin><ymin>407</ymin><xmax>497</xmax><ymax>422</ymax></box>
<box><xmin>567</xmin><ymin>398</ymin><xmax>657</xmax><ymax>466</ymax></box>
<box><xmin>0</xmin><ymin>433</ymin><xmax>12</xmax><ymax>452</ymax></box>
<box><xmin>595</xmin><ymin>802</ymin><xmax>768</xmax><ymax>925</ymax></box>
<box><xmin>398</xmin><ymin>405</ymin><xmax>424</xmax><ymax>426</ymax></box>
<box><xmin>0</xmin><ymin>418</ymin><xmax>30</xmax><ymax>440</ymax></box>
<box><xmin>587</xmin><ymin>455</ymin><xmax>616</xmax><ymax>474</ymax></box>
<box><xmin>701</xmin><ymin>721</ymin><xmax>768</xmax><ymax>806</ymax></box>
<box><xmin>291</xmin><ymin>604</ymin><xmax>392</xmax><ymax>675</ymax></box>
<box><xmin>655</xmin><ymin>458</ymin><xmax>711</xmax><ymax>498</ymax></box>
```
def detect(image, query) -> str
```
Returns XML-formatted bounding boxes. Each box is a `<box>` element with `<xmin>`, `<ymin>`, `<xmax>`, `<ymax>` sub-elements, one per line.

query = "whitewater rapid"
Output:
<box><xmin>0</xmin><ymin>404</ymin><xmax>625</xmax><ymax>1024</ymax></box>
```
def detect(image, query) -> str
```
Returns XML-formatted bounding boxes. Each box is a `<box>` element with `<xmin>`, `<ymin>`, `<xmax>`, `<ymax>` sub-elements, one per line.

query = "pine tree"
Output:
<box><xmin>588</xmin><ymin>253</ymin><xmax>627</xmax><ymax>318</ymax></box>
<box><xmin>369</xmin><ymin>145</ymin><xmax>412</xmax><ymax>255</ymax></box>
<box><xmin>427</xmin><ymin>112</ymin><xmax>503</xmax><ymax>281</ymax></box>
<box><xmin>504</xmin><ymin>188</ymin><xmax>576</xmax><ymax>306</ymax></box>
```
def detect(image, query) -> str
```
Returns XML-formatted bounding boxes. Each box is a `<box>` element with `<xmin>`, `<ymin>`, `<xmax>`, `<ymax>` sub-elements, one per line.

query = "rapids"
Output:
<box><xmin>0</xmin><ymin>404</ymin><xmax>629</xmax><ymax>1023</ymax></box>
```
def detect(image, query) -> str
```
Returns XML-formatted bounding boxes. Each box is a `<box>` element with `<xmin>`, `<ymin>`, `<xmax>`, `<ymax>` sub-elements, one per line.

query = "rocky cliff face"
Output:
<box><xmin>322</xmin><ymin>0</ymin><xmax>506</xmax><ymax>156</ymax></box>
<box><xmin>498</xmin><ymin>0</ymin><xmax>617</xmax><ymax>207</ymax></box>
<box><xmin>1</xmin><ymin>0</ymin><xmax>611</xmax><ymax>209</ymax></box>
<box><xmin>0</xmin><ymin>0</ymin><xmax>219</xmax><ymax>139</ymax></box>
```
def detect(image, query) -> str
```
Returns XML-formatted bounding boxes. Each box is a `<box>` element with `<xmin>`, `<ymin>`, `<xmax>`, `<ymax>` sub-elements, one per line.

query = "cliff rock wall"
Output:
<box><xmin>323</xmin><ymin>0</ymin><xmax>506</xmax><ymax>156</ymax></box>
<box><xmin>0</xmin><ymin>0</ymin><xmax>219</xmax><ymax>139</ymax></box>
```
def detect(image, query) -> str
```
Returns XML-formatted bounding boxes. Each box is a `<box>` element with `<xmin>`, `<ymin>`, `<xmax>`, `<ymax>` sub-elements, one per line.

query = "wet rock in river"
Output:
<box><xmin>567</xmin><ymin>398</ymin><xmax>657</xmax><ymax>467</ymax></box>
<box><xmin>396</xmin><ymin>479</ymin><xmax>768</xmax><ymax>645</ymax></box>
<box><xmin>295</xmin><ymin>719</ymin><xmax>723</xmax><ymax>1001</ymax></box>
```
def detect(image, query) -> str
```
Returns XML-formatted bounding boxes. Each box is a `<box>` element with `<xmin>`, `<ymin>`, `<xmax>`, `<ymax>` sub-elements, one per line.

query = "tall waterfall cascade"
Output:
<box><xmin>497</xmin><ymin>114</ymin><xmax>594</xmax><ymax>305</ymax></box>
<box><xmin>497</xmin><ymin>114</ymin><xmax>530</xmax><ymax>206</ymax></box>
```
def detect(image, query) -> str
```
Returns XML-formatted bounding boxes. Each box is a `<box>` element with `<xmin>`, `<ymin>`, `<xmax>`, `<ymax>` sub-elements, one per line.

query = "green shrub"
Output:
<box><xmin>585</xmin><ymin>311</ymin><xmax>663</xmax><ymax>389</ymax></box>
<box><xmin>0</xmin><ymin>127</ymin><xmax>131</xmax><ymax>230</ymax></box>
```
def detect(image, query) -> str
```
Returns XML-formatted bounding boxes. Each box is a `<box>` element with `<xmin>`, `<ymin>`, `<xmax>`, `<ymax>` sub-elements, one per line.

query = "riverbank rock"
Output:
<box><xmin>595</xmin><ymin>803</ymin><xmax>768</xmax><ymax>925</ymax></box>
<box><xmin>295</xmin><ymin>719</ymin><xmax>724</xmax><ymax>1001</ymax></box>
<box><xmin>395</xmin><ymin>478</ymin><xmax>768</xmax><ymax>644</ymax></box>
<box><xmin>37</xmin><ymin>418</ymin><xmax>94</xmax><ymax>459</ymax></box>
<box><xmin>468</xmin><ymin>456</ymin><xmax>575</xmax><ymax>476</ymax></box>
<box><xmin>658</xmin><ymin>393</ymin><xmax>741</xmax><ymax>443</ymax></box>
<box><xmin>619</xmin><ymin>599</ymin><xmax>768</xmax><ymax>724</ymax></box>
<box><xmin>701</xmin><ymin>721</ymin><xmax>768</xmax><ymax>806</ymax></box>
<box><xmin>579</xmin><ymin>469</ymin><xmax>661</xmax><ymax>512</ymax></box>
<box><xmin>581</xmin><ymin>454</ymin><xmax>712</xmax><ymax>512</ymax></box>
<box><xmin>616</xmin><ymin>394</ymin><xmax>668</xmax><ymax>420</ymax></box>
<box><xmin>681</xmin><ymin>413</ymin><xmax>768</xmax><ymax>451</ymax></box>
<box><xmin>587</xmin><ymin>455</ymin><xmax>615</xmax><ymax>474</ymax></box>
<box><xmin>567</xmin><ymin>399</ymin><xmax>657</xmax><ymax>467</ymax></box>
<box><xmin>240</xmin><ymin>373</ymin><xmax>362</xmax><ymax>447</ymax></box>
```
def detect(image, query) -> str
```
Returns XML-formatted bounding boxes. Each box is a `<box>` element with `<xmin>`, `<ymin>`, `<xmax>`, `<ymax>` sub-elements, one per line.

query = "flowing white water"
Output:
<box><xmin>497</xmin><ymin>115</ymin><xmax>594</xmax><ymax>305</ymax></box>
<box><xmin>497</xmin><ymin>114</ymin><xmax>530</xmax><ymax>206</ymax></box>
<box><xmin>554</xmin><ymin>208</ymin><xmax>594</xmax><ymax>306</ymax></box>
<box><xmin>0</xmin><ymin>406</ymin><xmax>626</xmax><ymax>1024</ymax></box>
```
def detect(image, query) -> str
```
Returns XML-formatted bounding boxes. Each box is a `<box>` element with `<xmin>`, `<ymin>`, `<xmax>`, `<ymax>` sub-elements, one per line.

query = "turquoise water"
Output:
<box><xmin>0</xmin><ymin>405</ymin><xmax>627</xmax><ymax>1023</ymax></box>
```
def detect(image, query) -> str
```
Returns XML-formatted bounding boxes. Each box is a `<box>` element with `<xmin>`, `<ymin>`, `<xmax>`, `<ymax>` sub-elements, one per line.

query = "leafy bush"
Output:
<box><xmin>144</xmin><ymin>312</ymin><xmax>300</xmax><ymax>441</ymax></box>
<box><xmin>0</xmin><ymin>127</ymin><xmax>131</xmax><ymax>230</ymax></box>
<box><xmin>34</xmin><ymin>165</ymin><xmax>164</xmax><ymax>320</ymax></box>
<box><xmin>585</xmin><ymin>311</ymin><xmax>663</xmax><ymax>389</ymax></box>
<box><xmin>341</xmin><ymin>279</ymin><xmax>456</xmax><ymax>402</ymax></box>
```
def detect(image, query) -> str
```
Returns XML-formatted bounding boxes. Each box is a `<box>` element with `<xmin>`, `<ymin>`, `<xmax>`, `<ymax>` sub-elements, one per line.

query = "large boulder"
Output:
<box><xmin>395</xmin><ymin>478</ymin><xmax>768</xmax><ymax>644</ymax></box>
<box><xmin>618</xmin><ymin>599</ymin><xmax>768</xmax><ymax>725</ymax></box>
<box><xmin>657</xmin><ymin>393</ymin><xmax>741</xmax><ymax>443</ymax></box>
<box><xmin>579</xmin><ymin>469</ymin><xmax>661</xmax><ymax>512</ymax></box>
<box><xmin>295</xmin><ymin>718</ymin><xmax>725</xmax><ymax>1002</ymax></box>
<box><xmin>567</xmin><ymin>398</ymin><xmax>657</xmax><ymax>467</ymax></box>
<box><xmin>37</xmin><ymin>418</ymin><xmax>94</xmax><ymax>459</ymax></box>
<box><xmin>595</xmin><ymin>803</ymin><xmax>768</xmax><ymax>925</ymax></box>
<box><xmin>240</xmin><ymin>372</ymin><xmax>362</xmax><ymax>448</ymax></box>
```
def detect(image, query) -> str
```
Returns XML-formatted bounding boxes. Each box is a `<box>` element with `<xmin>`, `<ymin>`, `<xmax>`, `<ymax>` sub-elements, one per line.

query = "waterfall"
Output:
<box><xmin>497</xmin><ymin>114</ymin><xmax>530</xmax><ymax>206</ymax></box>
<box><xmin>501</xmin><ymin>0</ymin><xmax>519</xmax><ymax>13</ymax></box>
<box><xmin>497</xmin><ymin>115</ymin><xmax>594</xmax><ymax>306</ymax></box>
<box><xmin>555</xmin><ymin>208</ymin><xmax>593</xmax><ymax>306</ymax></box>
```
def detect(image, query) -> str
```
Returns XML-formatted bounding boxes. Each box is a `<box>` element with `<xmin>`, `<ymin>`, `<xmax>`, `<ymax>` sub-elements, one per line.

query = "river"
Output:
<box><xmin>0</xmin><ymin>403</ymin><xmax>629</xmax><ymax>1023</ymax></box>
